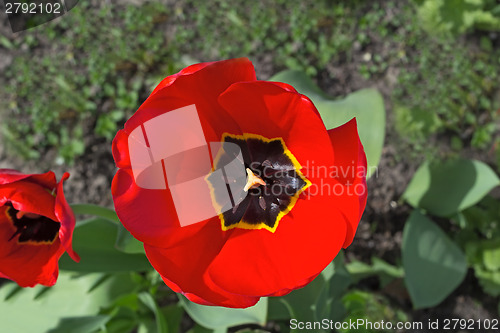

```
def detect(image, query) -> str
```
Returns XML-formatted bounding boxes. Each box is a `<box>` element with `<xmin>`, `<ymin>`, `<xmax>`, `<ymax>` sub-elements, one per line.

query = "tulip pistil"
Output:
<box><xmin>244</xmin><ymin>168</ymin><xmax>266</xmax><ymax>192</ymax></box>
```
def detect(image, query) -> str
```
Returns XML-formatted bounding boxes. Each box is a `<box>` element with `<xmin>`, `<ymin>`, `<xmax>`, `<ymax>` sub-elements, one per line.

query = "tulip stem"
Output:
<box><xmin>70</xmin><ymin>204</ymin><xmax>120</xmax><ymax>224</ymax></box>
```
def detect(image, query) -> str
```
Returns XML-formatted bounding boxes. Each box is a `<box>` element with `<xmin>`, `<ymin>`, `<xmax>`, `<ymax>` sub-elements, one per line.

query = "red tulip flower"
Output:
<box><xmin>0</xmin><ymin>170</ymin><xmax>79</xmax><ymax>287</ymax></box>
<box><xmin>112</xmin><ymin>58</ymin><xmax>367</xmax><ymax>308</ymax></box>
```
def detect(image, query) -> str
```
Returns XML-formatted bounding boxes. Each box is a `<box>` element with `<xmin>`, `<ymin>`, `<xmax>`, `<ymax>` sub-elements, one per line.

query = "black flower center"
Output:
<box><xmin>5</xmin><ymin>205</ymin><xmax>60</xmax><ymax>244</ymax></box>
<box><xmin>207</xmin><ymin>133</ymin><xmax>311</xmax><ymax>232</ymax></box>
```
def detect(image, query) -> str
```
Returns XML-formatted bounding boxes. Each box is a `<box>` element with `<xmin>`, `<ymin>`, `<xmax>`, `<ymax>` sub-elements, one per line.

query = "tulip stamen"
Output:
<box><xmin>16</xmin><ymin>211</ymin><xmax>41</xmax><ymax>220</ymax></box>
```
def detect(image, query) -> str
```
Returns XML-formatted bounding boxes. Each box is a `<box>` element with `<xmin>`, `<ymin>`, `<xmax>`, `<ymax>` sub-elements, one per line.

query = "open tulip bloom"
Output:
<box><xmin>0</xmin><ymin>170</ymin><xmax>79</xmax><ymax>287</ymax></box>
<box><xmin>112</xmin><ymin>58</ymin><xmax>367</xmax><ymax>308</ymax></box>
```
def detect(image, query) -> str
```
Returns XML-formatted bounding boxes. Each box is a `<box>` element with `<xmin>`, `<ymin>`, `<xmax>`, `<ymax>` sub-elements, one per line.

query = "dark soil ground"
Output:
<box><xmin>1</xmin><ymin>1</ymin><xmax>499</xmax><ymax>332</ymax></box>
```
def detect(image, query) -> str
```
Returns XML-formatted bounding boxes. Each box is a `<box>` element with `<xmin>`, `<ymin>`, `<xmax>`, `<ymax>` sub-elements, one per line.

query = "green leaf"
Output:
<box><xmin>277</xmin><ymin>252</ymin><xmax>350</xmax><ymax>332</ymax></box>
<box><xmin>371</xmin><ymin>258</ymin><xmax>404</xmax><ymax>287</ymax></box>
<box><xmin>186</xmin><ymin>324</ymin><xmax>214</xmax><ymax>333</ymax></box>
<box><xmin>341</xmin><ymin>290</ymin><xmax>408</xmax><ymax>332</ymax></box>
<box><xmin>179</xmin><ymin>296</ymin><xmax>267</xmax><ymax>330</ymax></box>
<box><xmin>394</xmin><ymin>105</ymin><xmax>441</xmax><ymax>141</ymax></box>
<box><xmin>324</xmin><ymin>253</ymin><xmax>350</xmax><ymax>323</ymax></box>
<box><xmin>267</xmin><ymin>298</ymin><xmax>291</xmax><ymax>321</ymax></box>
<box><xmin>280</xmin><ymin>273</ymin><xmax>327</xmax><ymax>325</ymax></box>
<box><xmin>0</xmin><ymin>272</ymin><xmax>135</xmax><ymax>333</ymax></box>
<box><xmin>138</xmin><ymin>318</ymin><xmax>157</xmax><ymax>333</ymax></box>
<box><xmin>47</xmin><ymin>315</ymin><xmax>111</xmax><ymax>333</ymax></box>
<box><xmin>161</xmin><ymin>304</ymin><xmax>184</xmax><ymax>333</ymax></box>
<box><xmin>59</xmin><ymin>218</ymin><xmax>152</xmax><ymax>272</ymax></box>
<box><xmin>0</xmin><ymin>35</ymin><xmax>14</xmax><ymax>49</ymax></box>
<box><xmin>402</xmin><ymin>210</ymin><xmax>467</xmax><ymax>309</ymax></box>
<box><xmin>345</xmin><ymin>260</ymin><xmax>372</xmax><ymax>276</ymax></box>
<box><xmin>328</xmin><ymin>252</ymin><xmax>351</xmax><ymax>300</ymax></box>
<box><xmin>138</xmin><ymin>292</ymin><xmax>168</xmax><ymax>333</ymax></box>
<box><xmin>417</xmin><ymin>0</ymin><xmax>500</xmax><ymax>36</ymax></box>
<box><xmin>103</xmin><ymin>306</ymin><xmax>139</xmax><ymax>333</ymax></box>
<box><xmin>71</xmin><ymin>204</ymin><xmax>120</xmax><ymax>223</ymax></box>
<box><xmin>482</xmin><ymin>240</ymin><xmax>500</xmax><ymax>271</ymax></box>
<box><xmin>474</xmin><ymin>265</ymin><xmax>500</xmax><ymax>297</ymax></box>
<box><xmin>116</xmin><ymin>223</ymin><xmax>146</xmax><ymax>254</ymax></box>
<box><xmin>466</xmin><ymin>239</ymin><xmax>500</xmax><ymax>296</ymax></box>
<box><xmin>270</xmin><ymin>70</ymin><xmax>386</xmax><ymax>175</ymax></box>
<box><xmin>465</xmin><ymin>241</ymin><xmax>483</xmax><ymax>266</ymax></box>
<box><xmin>402</xmin><ymin>159</ymin><xmax>500</xmax><ymax>217</ymax></box>
<box><xmin>347</xmin><ymin>257</ymin><xmax>404</xmax><ymax>288</ymax></box>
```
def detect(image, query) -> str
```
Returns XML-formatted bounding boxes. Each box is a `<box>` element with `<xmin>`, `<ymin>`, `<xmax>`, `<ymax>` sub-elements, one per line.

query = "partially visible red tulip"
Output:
<box><xmin>0</xmin><ymin>169</ymin><xmax>80</xmax><ymax>287</ymax></box>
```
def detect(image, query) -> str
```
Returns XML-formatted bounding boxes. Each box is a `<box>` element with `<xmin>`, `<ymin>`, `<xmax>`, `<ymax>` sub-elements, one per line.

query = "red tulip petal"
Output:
<box><xmin>0</xmin><ymin>169</ymin><xmax>25</xmax><ymax>184</ymax></box>
<box><xmin>112</xmin><ymin>168</ymin><xmax>217</xmax><ymax>247</ymax></box>
<box><xmin>149</xmin><ymin>61</ymin><xmax>218</xmax><ymax>97</ymax></box>
<box><xmin>112</xmin><ymin>168</ymin><xmax>177</xmax><ymax>246</ymax></box>
<box><xmin>113</xmin><ymin>59</ymin><xmax>258</xmax><ymax>246</ymax></box>
<box><xmin>327</xmin><ymin>119</ymin><xmax>367</xmax><ymax>247</ymax></box>
<box><xmin>0</xmin><ymin>182</ymin><xmax>57</xmax><ymax>221</ymax></box>
<box><xmin>112</xmin><ymin>129</ymin><xmax>131</xmax><ymax>169</ymax></box>
<box><xmin>266</xmin><ymin>273</ymin><xmax>319</xmax><ymax>297</ymax></box>
<box><xmin>0</xmin><ymin>169</ymin><xmax>57</xmax><ymax>190</ymax></box>
<box><xmin>144</xmin><ymin>221</ymin><xmax>260</xmax><ymax>308</ymax></box>
<box><xmin>328</xmin><ymin>119</ymin><xmax>360</xmax><ymax>185</ymax></box>
<box><xmin>54</xmin><ymin>173</ymin><xmax>79</xmax><ymax>262</ymax></box>
<box><xmin>0</xmin><ymin>208</ymin><xmax>63</xmax><ymax>287</ymax></box>
<box><xmin>151</xmin><ymin>270</ymin><xmax>220</xmax><ymax>306</ymax></box>
<box><xmin>218</xmin><ymin>81</ymin><xmax>335</xmax><ymax>172</ymax></box>
<box><xmin>270</xmin><ymin>81</ymin><xmax>298</xmax><ymax>93</ymax></box>
<box><xmin>345</xmin><ymin>134</ymin><xmax>367</xmax><ymax>248</ymax></box>
<box><xmin>113</xmin><ymin>58</ymin><xmax>256</xmax><ymax>174</ymax></box>
<box><xmin>207</xmin><ymin>187</ymin><xmax>347</xmax><ymax>297</ymax></box>
<box><xmin>121</xmin><ymin>58</ymin><xmax>256</xmax><ymax>143</ymax></box>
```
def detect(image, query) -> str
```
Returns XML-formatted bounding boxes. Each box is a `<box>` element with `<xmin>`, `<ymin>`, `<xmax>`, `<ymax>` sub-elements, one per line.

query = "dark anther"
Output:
<box><xmin>258</xmin><ymin>196</ymin><xmax>266</xmax><ymax>210</ymax></box>
<box><xmin>5</xmin><ymin>206</ymin><xmax>60</xmax><ymax>244</ymax></box>
<box><xmin>208</xmin><ymin>134</ymin><xmax>310</xmax><ymax>231</ymax></box>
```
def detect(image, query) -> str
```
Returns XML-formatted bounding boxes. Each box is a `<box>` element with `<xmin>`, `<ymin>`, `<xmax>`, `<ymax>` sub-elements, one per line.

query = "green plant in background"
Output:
<box><xmin>3</xmin><ymin>0</ymin><xmax>499</xmax><ymax>165</ymax></box>
<box><xmin>401</xmin><ymin>159</ymin><xmax>500</xmax><ymax>308</ymax></box>
<box><xmin>181</xmin><ymin>0</ymin><xmax>355</xmax><ymax>77</ymax></box>
<box><xmin>1</xmin><ymin>0</ymin><xmax>382</xmax><ymax>164</ymax></box>
<box><xmin>341</xmin><ymin>290</ymin><xmax>408</xmax><ymax>333</ymax></box>
<box><xmin>453</xmin><ymin>196</ymin><xmax>500</xmax><ymax>298</ymax></box>
<box><xmin>388</xmin><ymin>1</ymin><xmax>500</xmax><ymax>158</ymax></box>
<box><xmin>415</xmin><ymin>0</ymin><xmax>500</xmax><ymax>37</ymax></box>
<box><xmin>394</xmin><ymin>106</ymin><xmax>441</xmax><ymax>144</ymax></box>
<box><xmin>1</xmin><ymin>2</ymin><xmax>170</xmax><ymax>164</ymax></box>
<box><xmin>95</xmin><ymin>78</ymin><xmax>142</xmax><ymax>141</ymax></box>
<box><xmin>393</xmin><ymin>38</ymin><xmax>500</xmax><ymax>155</ymax></box>
<box><xmin>396</xmin><ymin>1</ymin><xmax>500</xmax><ymax>310</ymax></box>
